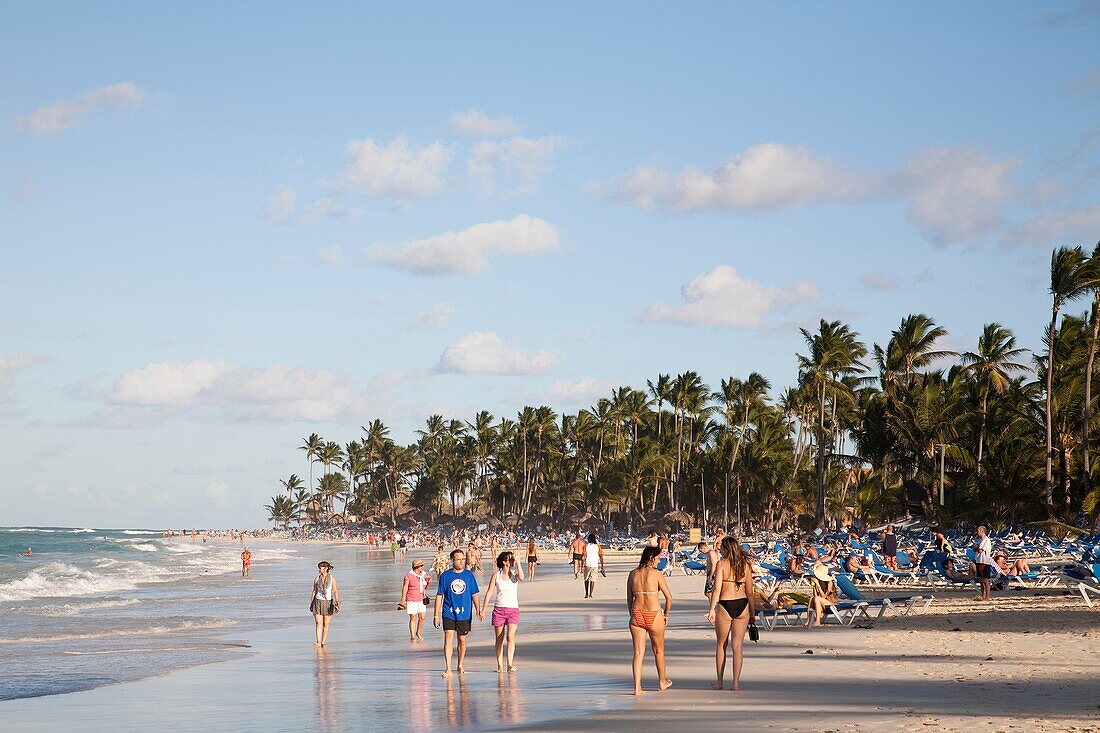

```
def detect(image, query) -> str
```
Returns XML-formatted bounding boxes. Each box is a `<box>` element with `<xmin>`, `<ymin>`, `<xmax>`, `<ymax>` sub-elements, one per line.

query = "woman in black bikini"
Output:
<box><xmin>706</xmin><ymin>536</ymin><xmax>754</xmax><ymax>691</ymax></box>
<box><xmin>626</xmin><ymin>546</ymin><xmax>673</xmax><ymax>696</ymax></box>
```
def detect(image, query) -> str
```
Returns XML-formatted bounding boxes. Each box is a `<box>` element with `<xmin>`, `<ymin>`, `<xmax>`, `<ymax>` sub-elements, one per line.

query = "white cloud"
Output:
<box><xmin>19</xmin><ymin>82</ymin><xmax>145</xmax><ymax>135</ymax></box>
<box><xmin>409</xmin><ymin>302</ymin><xmax>454</xmax><ymax>330</ymax></box>
<box><xmin>1069</xmin><ymin>67</ymin><xmax>1100</xmax><ymax>97</ymax></box>
<box><xmin>435</xmin><ymin>332</ymin><xmax>558</xmax><ymax>375</ymax></box>
<box><xmin>369</xmin><ymin>214</ymin><xmax>560</xmax><ymax>275</ymax></box>
<box><xmin>858</xmin><ymin>272</ymin><xmax>902</xmax><ymax>292</ymax></box>
<box><xmin>337</xmin><ymin>136</ymin><xmax>453</xmax><ymax>198</ymax></box>
<box><xmin>1005</xmin><ymin>203</ymin><xmax>1100</xmax><ymax>246</ymax></box>
<box><xmin>607</xmin><ymin>143</ymin><xmax>872</xmax><ymax>212</ymax></box>
<box><xmin>105</xmin><ymin>359</ymin><xmax>380</xmax><ymax>423</ymax></box>
<box><xmin>262</xmin><ymin>185</ymin><xmax>297</xmax><ymax>224</ymax></box>
<box><xmin>539</xmin><ymin>377</ymin><xmax>616</xmax><ymax>406</ymax></box>
<box><xmin>467</xmin><ymin>136</ymin><xmax>567</xmax><ymax>194</ymax></box>
<box><xmin>301</xmin><ymin>196</ymin><xmax>361</xmax><ymax>222</ymax></box>
<box><xmin>0</xmin><ymin>353</ymin><xmax>46</xmax><ymax>389</ymax></box>
<box><xmin>896</xmin><ymin>147</ymin><xmax>1018</xmax><ymax>245</ymax></box>
<box><xmin>451</xmin><ymin>109</ymin><xmax>521</xmax><ymax>137</ymax></box>
<box><xmin>641</xmin><ymin>265</ymin><xmax>819</xmax><ymax>328</ymax></box>
<box><xmin>317</xmin><ymin>245</ymin><xmax>344</xmax><ymax>265</ymax></box>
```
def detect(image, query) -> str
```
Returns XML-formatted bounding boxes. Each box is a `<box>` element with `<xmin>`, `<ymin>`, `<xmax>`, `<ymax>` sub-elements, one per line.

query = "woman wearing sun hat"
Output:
<box><xmin>310</xmin><ymin>561</ymin><xmax>340</xmax><ymax>647</ymax></box>
<box><xmin>399</xmin><ymin>558</ymin><xmax>433</xmax><ymax>642</ymax></box>
<box><xmin>808</xmin><ymin>563</ymin><xmax>838</xmax><ymax>628</ymax></box>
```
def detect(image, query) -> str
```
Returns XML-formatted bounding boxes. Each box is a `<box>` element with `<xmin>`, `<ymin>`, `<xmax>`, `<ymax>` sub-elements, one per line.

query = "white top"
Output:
<box><xmin>314</xmin><ymin>574</ymin><xmax>334</xmax><ymax>601</ymax></box>
<box><xmin>976</xmin><ymin>536</ymin><xmax>994</xmax><ymax>566</ymax></box>
<box><xmin>584</xmin><ymin>542</ymin><xmax>601</xmax><ymax>568</ymax></box>
<box><xmin>493</xmin><ymin>570</ymin><xmax>520</xmax><ymax>609</ymax></box>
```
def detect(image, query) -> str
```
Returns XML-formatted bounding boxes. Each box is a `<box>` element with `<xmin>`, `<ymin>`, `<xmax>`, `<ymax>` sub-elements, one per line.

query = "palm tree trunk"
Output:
<box><xmin>977</xmin><ymin>389</ymin><xmax>989</xmax><ymax>474</ymax></box>
<box><xmin>1045</xmin><ymin>308</ymin><xmax>1059</xmax><ymax>517</ymax></box>
<box><xmin>1084</xmin><ymin>295</ymin><xmax>1100</xmax><ymax>495</ymax></box>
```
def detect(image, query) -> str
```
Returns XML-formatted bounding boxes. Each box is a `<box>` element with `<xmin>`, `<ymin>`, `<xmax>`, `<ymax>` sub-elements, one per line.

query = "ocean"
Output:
<box><xmin>0</xmin><ymin>527</ymin><xmax>299</xmax><ymax>701</ymax></box>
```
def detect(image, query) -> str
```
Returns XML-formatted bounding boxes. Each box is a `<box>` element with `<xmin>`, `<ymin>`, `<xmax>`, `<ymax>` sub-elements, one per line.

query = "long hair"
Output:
<box><xmin>527</xmin><ymin>537</ymin><xmax>536</xmax><ymax>554</ymax></box>
<box><xmin>496</xmin><ymin>551</ymin><xmax>515</xmax><ymax>569</ymax></box>
<box><xmin>720</xmin><ymin>536</ymin><xmax>750</xmax><ymax>578</ymax></box>
<box><xmin>638</xmin><ymin>545</ymin><xmax>662</xmax><ymax>568</ymax></box>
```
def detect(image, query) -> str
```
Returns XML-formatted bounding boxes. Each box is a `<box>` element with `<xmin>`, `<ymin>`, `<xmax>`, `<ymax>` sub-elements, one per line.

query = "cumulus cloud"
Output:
<box><xmin>606</xmin><ymin>143</ymin><xmax>872</xmax><ymax>212</ymax></box>
<box><xmin>19</xmin><ymin>82</ymin><xmax>145</xmax><ymax>135</ymax></box>
<box><xmin>641</xmin><ymin>265</ymin><xmax>819</xmax><ymax>328</ymax></box>
<box><xmin>896</xmin><ymin>147</ymin><xmax>1018</xmax><ymax>245</ymax></box>
<box><xmin>369</xmin><ymin>214</ymin><xmax>559</xmax><ymax>275</ymax></box>
<box><xmin>434</xmin><ymin>332</ymin><xmax>558</xmax><ymax>375</ymax></box>
<box><xmin>858</xmin><ymin>272</ymin><xmax>902</xmax><ymax>292</ymax></box>
<box><xmin>467</xmin><ymin>136</ymin><xmax>567</xmax><ymax>194</ymax></box>
<box><xmin>451</xmin><ymin>109</ymin><xmax>521</xmax><ymax>137</ymax></box>
<box><xmin>409</xmin><ymin>302</ymin><xmax>454</xmax><ymax>330</ymax></box>
<box><xmin>1005</xmin><ymin>203</ymin><xmax>1100</xmax><ymax>246</ymax></box>
<box><xmin>104</xmin><ymin>359</ymin><xmax>379</xmax><ymax>423</ymax></box>
<box><xmin>262</xmin><ymin>185</ymin><xmax>297</xmax><ymax>223</ymax></box>
<box><xmin>0</xmin><ymin>353</ymin><xmax>46</xmax><ymax>389</ymax></box>
<box><xmin>337</xmin><ymin>136</ymin><xmax>453</xmax><ymax>198</ymax></box>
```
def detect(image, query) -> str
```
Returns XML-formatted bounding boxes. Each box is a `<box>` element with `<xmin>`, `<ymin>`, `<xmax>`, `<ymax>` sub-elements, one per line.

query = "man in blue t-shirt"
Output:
<box><xmin>434</xmin><ymin>548</ymin><xmax>482</xmax><ymax>677</ymax></box>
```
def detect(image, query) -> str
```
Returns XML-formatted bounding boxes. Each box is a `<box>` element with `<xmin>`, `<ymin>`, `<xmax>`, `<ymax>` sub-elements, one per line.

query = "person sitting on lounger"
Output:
<box><xmin>808</xmin><ymin>564</ymin><xmax>839</xmax><ymax>628</ymax></box>
<box><xmin>845</xmin><ymin>552</ymin><xmax>873</xmax><ymax>574</ymax></box>
<box><xmin>943</xmin><ymin>557</ymin><xmax>975</xmax><ymax>582</ymax></box>
<box><xmin>992</xmin><ymin>551</ymin><xmax>1030</xmax><ymax>575</ymax></box>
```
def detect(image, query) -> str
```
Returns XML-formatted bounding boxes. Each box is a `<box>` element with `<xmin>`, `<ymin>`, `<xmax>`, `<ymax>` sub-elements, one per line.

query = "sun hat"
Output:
<box><xmin>812</xmin><ymin>563</ymin><xmax>834</xmax><ymax>583</ymax></box>
<box><xmin>412</xmin><ymin>558</ymin><xmax>425</xmax><ymax>568</ymax></box>
<box><xmin>318</xmin><ymin>561</ymin><xmax>334</xmax><ymax>569</ymax></box>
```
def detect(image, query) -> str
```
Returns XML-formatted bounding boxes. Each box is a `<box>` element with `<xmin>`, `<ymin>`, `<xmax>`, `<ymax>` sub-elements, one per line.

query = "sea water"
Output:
<box><xmin>0</xmin><ymin>527</ymin><xmax>298</xmax><ymax>700</ymax></box>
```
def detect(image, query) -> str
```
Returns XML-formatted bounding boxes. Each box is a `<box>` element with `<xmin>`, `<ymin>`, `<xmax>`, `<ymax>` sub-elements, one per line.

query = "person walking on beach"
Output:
<box><xmin>882</xmin><ymin>524</ymin><xmax>898</xmax><ymax>570</ymax></box>
<box><xmin>627</xmin><ymin>546</ymin><xmax>673</xmax><ymax>696</ymax></box>
<box><xmin>525</xmin><ymin>537</ymin><xmax>539</xmax><ymax>579</ymax></box>
<box><xmin>399</xmin><ymin>558</ymin><xmax>433</xmax><ymax>642</ymax></box>
<box><xmin>241</xmin><ymin>548</ymin><xmax>252</xmax><ymax>578</ymax></box>
<box><xmin>583</xmin><ymin>533</ymin><xmax>605</xmax><ymax>598</ymax></box>
<box><xmin>480</xmin><ymin>551</ymin><xmax>524</xmax><ymax>672</ymax></box>
<box><xmin>570</xmin><ymin>533</ymin><xmax>585</xmax><ymax>579</ymax></box>
<box><xmin>434</xmin><ymin>549</ymin><xmax>482</xmax><ymax>678</ymax></box>
<box><xmin>466</xmin><ymin>542</ymin><xmax>483</xmax><ymax>574</ymax></box>
<box><xmin>310</xmin><ymin>561</ymin><xmax>340</xmax><ymax>647</ymax></box>
<box><xmin>973</xmin><ymin>525</ymin><xmax>995</xmax><ymax>601</ymax></box>
<box><xmin>706</xmin><ymin>536</ymin><xmax>754</xmax><ymax>691</ymax></box>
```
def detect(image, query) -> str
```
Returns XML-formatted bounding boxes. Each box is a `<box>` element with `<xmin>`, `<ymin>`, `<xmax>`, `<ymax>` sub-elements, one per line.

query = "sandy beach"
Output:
<box><xmin>3</xmin><ymin>543</ymin><xmax>1097</xmax><ymax>732</ymax></box>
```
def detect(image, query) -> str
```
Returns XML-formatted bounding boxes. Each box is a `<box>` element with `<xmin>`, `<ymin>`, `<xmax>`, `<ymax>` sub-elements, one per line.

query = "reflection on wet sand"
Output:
<box><xmin>497</xmin><ymin>672</ymin><xmax>526</xmax><ymax>725</ymax></box>
<box><xmin>443</xmin><ymin>676</ymin><xmax>477</xmax><ymax>728</ymax></box>
<box><xmin>314</xmin><ymin>647</ymin><xmax>344</xmax><ymax>733</ymax></box>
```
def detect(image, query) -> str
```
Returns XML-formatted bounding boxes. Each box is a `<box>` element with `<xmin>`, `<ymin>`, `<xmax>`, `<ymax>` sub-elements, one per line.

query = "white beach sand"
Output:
<box><xmin>3</xmin><ymin>548</ymin><xmax>1096</xmax><ymax>732</ymax></box>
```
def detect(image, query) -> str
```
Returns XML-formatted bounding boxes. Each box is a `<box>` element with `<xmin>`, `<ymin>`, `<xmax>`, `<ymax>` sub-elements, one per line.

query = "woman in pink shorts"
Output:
<box><xmin>480</xmin><ymin>550</ymin><xmax>524</xmax><ymax>672</ymax></box>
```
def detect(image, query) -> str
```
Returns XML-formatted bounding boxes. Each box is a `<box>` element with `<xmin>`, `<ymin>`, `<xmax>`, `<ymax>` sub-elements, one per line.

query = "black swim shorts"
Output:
<box><xmin>442</xmin><ymin>617</ymin><xmax>472</xmax><ymax>636</ymax></box>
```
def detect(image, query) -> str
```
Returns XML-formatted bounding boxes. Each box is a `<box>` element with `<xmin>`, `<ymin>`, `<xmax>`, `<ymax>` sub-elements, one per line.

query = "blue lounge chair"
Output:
<box><xmin>835</xmin><ymin>574</ymin><xmax>934</xmax><ymax>618</ymax></box>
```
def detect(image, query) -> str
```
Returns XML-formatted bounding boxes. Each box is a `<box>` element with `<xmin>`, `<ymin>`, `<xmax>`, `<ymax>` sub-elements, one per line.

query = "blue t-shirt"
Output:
<box><xmin>437</xmin><ymin>568</ymin><xmax>479</xmax><ymax>620</ymax></box>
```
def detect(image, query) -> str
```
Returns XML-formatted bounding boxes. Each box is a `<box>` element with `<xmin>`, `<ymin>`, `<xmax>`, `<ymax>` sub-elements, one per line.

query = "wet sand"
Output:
<box><xmin>2</xmin><ymin>550</ymin><xmax>1096</xmax><ymax>732</ymax></box>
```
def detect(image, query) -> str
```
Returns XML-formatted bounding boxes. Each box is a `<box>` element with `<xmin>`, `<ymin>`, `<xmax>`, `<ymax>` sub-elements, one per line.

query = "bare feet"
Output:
<box><xmin>633</xmin><ymin>688</ymin><xmax>646</xmax><ymax>696</ymax></box>
<box><xmin>508</xmin><ymin>665</ymin><xmax>517</xmax><ymax>673</ymax></box>
<box><xmin>441</xmin><ymin>670</ymin><xmax>453</xmax><ymax>679</ymax></box>
<box><xmin>456</xmin><ymin>667</ymin><xmax>465</xmax><ymax>675</ymax></box>
<box><xmin>659</xmin><ymin>679</ymin><xmax>673</xmax><ymax>691</ymax></box>
<box><xmin>729</xmin><ymin>683</ymin><xmax>740</xmax><ymax>691</ymax></box>
<box><xmin>496</xmin><ymin>666</ymin><xmax>503</xmax><ymax>673</ymax></box>
<box><xmin>710</xmin><ymin>681</ymin><xmax>724</xmax><ymax>690</ymax></box>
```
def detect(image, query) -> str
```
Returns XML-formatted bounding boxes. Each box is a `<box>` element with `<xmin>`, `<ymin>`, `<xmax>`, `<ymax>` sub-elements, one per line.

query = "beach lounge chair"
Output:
<box><xmin>1071</xmin><ymin>564</ymin><xmax>1100</xmax><ymax>608</ymax></box>
<box><xmin>834</xmin><ymin>574</ymin><xmax>934</xmax><ymax>618</ymax></box>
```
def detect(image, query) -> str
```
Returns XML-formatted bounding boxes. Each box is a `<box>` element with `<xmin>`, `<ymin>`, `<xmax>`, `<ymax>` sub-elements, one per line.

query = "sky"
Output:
<box><xmin>3</xmin><ymin>3</ymin><xmax>1100</xmax><ymax>528</ymax></box>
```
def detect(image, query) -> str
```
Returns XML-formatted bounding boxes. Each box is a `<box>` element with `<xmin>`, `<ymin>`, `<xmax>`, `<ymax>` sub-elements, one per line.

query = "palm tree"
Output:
<box><xmin>960</xmin><ymin>324</ymin><xmax>1029</xmax><ymax>473</ymax></box>
<box><xmin>280</xmin><ymin>474</ymin><xmax>303</xmax><ymax>499</ymax></box>
<box><xmin>299</xmin><ymin>433</ymin><xmax>323</xmax><ymax>506</ymax></box>
<box><xmin>265</xmin><ymin>495</ymin><xmax>295</xmax><ymax>529</ymax></box>
<box><xmin>1079</xmin><ymin>242</ymin><xmax>1100</xmax><ymax>496</ymax></box>
<box><xmin>1045</xmin><ymin>246</ymin><xmax>1088</xmax><ymax>516</ymax></box>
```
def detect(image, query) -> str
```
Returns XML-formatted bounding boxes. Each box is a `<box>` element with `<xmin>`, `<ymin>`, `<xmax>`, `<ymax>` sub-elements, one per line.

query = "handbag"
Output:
<box><xmin>747</xmin><ymin>620</ymin><xmax>760</xmax><ymax>642</ymax></box>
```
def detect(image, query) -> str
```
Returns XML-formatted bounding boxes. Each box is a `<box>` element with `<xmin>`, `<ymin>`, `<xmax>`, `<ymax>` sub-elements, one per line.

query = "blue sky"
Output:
<box><xmin>3</xmin><ymin>3</ymin><xmax>1100</xmax><ymax>528</ymax></box>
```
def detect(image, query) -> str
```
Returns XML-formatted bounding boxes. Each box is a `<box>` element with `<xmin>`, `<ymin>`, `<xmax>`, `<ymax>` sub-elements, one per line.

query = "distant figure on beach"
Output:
<box><xmin>398</xmin><ymin>533</ymin><xmax>407</xmax><ymax>558</ymax></box>
<box><xmin>480</xmin><ymin>551</ymin><xmax>524</xmax><ymax>673</ymax></box>
<box><xmin>525</xmin><ymin>537</ymin><xmax>539</xmax><ymax>579</ymax></box>
<box><xmin>645</xmin><ymin>532</ymin><xmax>658</xmax><ymax>547</ymax></box>
<box><xmin>627</xmin><ymin>546</ymin><xmax>673</xmax><ymax>696</ymax></box>
<box><xmin>706</xmin><ymin>536</ymin><xmax>754</xmax><ymax>691</ymax></box>
<box><xmin>467</xmin><ymin>542</ymin><xmax>483</xmax><ymax>574</ymax></box>
<box><xmin>993</xmin><ymin>551</ymin><xmax>1030</xmax><ymax>575</ymax></box>
<box><xmin>399</xmin><ymin>558</ymin><xmax>432</xmax><ymax>642</ymax></box>
<box><xmin>570</xmin><ymin>533</ymin><xmax>586</xmax><ymax>579</ymax></box>
<box><xmin>882</xmin><ymin>524</ymin><xmax>898</xmax><ymax>570</ymax></box>
<box><xmin>434</xmin><ymin>549</ymin><xmax>482</xmax><ymax>678</ymax></box>
<box><xmin>808</xmin><ymin>563</ymin><xmax>838</xmax><ymax>628</ymax></box>
<box><xmin>241</xmin><ymin>548</ymin><xmax>252</xmax><ymax>578</ymax></box>
<box><xmin>310</xmin><ymin>561</ymin><xmax>340</xmax><ymax>647</ymax></box>
<box><xmin>432</xmin><ymin>545</ymin><xmax>448</xmax><ymax>577</ymax></box>
<box><xmin>973</xmin><ymin>525</ymin><xmax>995</xmax><ymax>601</ymax></box>
<box><xmin>391</xmin><ymin>537</ymin><xmax>399</xmax><ymax>562</ymax></box>
<box><xmin>583</xmin><ymin>533</ymin><xmax>605</xmax><ymax>598</ymax></box>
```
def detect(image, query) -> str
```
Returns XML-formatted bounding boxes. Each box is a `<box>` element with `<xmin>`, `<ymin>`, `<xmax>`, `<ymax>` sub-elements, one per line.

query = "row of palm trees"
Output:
<box><xmin>266</xmin><ymin>244</ymin><xmax>1100</xmax><ymax>532</ymax></box>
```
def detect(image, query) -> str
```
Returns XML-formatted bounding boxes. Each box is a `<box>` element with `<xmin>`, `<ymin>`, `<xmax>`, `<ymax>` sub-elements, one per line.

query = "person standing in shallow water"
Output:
<box><xmin>434</xmin><ymin>549</ymin><xmax>482</xmax><ymax>678</ymax></box>
<box><xmin>310</xmin><ymin>561</ymin><xmax>340</xmax><ymax>647</ymax></box>
<box><xmin>480</xmin><ymin>551</ymin><xmax>524</xmax><ymax>673</ymax></box>
<box><xmin>241</xmin><ymin>548</ymin><xmax>252</xmax><ymax>578</ymax></box>
<box><xmin>627</xmin><ymin>546</ymin><xmax>673</xmax><ymax>696</ymax></box>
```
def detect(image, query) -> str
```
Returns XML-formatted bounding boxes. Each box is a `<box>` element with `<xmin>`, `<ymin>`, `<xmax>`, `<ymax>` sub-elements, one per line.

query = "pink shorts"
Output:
<box><xmin>491</xmin><ymin>606</ymin><xmax>520</xmax><ymax>627</ymax></box>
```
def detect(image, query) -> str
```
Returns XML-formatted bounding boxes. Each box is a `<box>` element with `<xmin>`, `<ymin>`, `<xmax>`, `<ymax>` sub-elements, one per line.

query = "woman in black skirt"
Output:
<box><xmin>311</xmin><ymin>561</ymin><xmax>340</xmax><ymax>647</ymax></box>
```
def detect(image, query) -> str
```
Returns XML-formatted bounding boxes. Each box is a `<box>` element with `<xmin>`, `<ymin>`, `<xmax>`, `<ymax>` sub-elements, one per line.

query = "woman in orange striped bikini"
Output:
<box><xmin>626</xmin><ymin>546</ymin><xmax>673</xmax><ymax>696</ymax></box>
